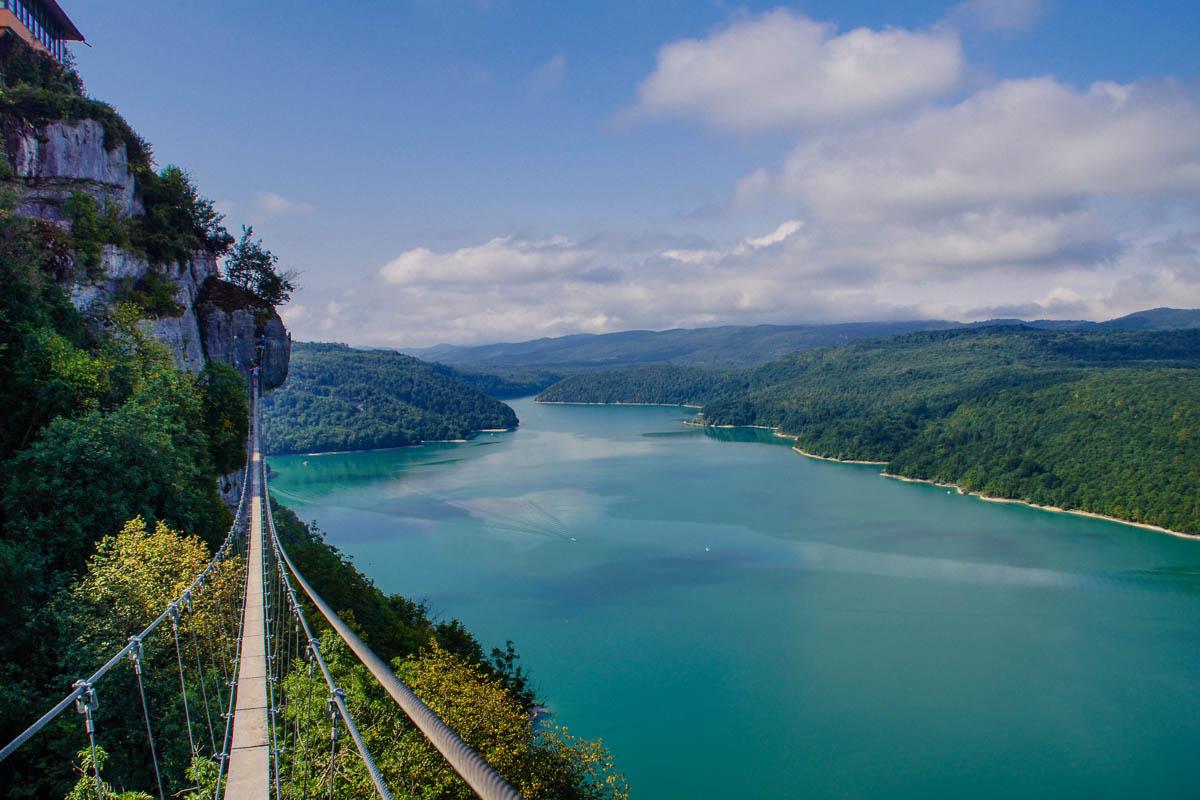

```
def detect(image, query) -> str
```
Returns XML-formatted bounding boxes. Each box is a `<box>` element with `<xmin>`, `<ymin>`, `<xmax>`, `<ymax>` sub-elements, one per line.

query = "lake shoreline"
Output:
<box><xmin>881</xmin><ymin>471</ymin><xmax>1198</xmax><ymax>540</ymax></box>
<box><xmin>681</xmin><ymin>420</ymin><xmax>1197</xmax><ymax>540</ymax></box>
<box><xmin>537</xmin><ymin>400</ymin><xmax>704</xmax><ymax>409</ymax></box>
<box><xmin>269</xmin><ymin>427</ymin><xmax>515</xmax><ymax>458</ymax></box>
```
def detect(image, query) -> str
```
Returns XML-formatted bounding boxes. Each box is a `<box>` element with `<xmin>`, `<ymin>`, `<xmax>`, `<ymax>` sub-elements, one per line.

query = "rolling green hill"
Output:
<box><xmin>412</xmin><ymin>308</ymin><xmax>1200</xmax><ymax>373</ymax></box>
<box><xmin>537</xmin><ymin>327</ymin><xmax>1200</xmax><ymax>534</ymax></box>
<box><xmin>262</xmin><ymin>342</ymin><xmax>518</xmax><ymax>454</ymax></box>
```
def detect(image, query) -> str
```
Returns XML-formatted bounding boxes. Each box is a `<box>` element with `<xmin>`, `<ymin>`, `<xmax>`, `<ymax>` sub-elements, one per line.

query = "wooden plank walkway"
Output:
<box><xmin>224</xmin><ymin>440</ymin><xmax>270</xmax><ymax>798</ymax></box>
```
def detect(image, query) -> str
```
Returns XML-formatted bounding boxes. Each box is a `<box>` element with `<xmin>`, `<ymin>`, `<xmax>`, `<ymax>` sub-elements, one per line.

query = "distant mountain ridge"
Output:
<box><xmin>408</xmin><ymin>308</ymin><xmax>1200</xmax><ymax>371</ymax></box>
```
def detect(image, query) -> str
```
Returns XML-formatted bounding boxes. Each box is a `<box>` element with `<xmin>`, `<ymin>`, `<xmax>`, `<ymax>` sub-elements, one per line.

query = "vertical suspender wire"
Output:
<box><xmin>187</xmin><ymin>601</ymin><xmax>218</xmax><ymax>755</ymax></box>
<box><xmin>201</xmin><ymin>593</ymin><xmax>228</xmax><ymax>722</ymax></box>
<box><xmin>273</xmin><ymin>542</ymin><xmax>286</xmax><ymax>799</ymax></box>
<box><xmin>73</xmin><ymin>681</ymin><xmax>104</xmax><ymax>800</ymax></box>
<box><xmin>265</xmin><ymin>458</ymin><xmax>285</xmax><ymax>799</ymax></box>
<box><xmin>170</xmin><ymin>607</ymin><xmax>198</xmax><ymax>756</ymax></box>
<box><xmin>288</xmin><ymin>617</ymin><xmax>301</xmax><ymax>798</ymax></box>
<box><xmin>326</xmin><ymin>700</ymin><xmax>340</xmax><ymax>800</ymax></box>
<box><xmin>129</xmin><ymin>639</ymin><xmax>166</xmax><ymax>800</ymax></box>
<box><xmin>264</xmin><ymin>504</ymin><xmax>279</xmax><ymax>796</ymax></box>
<box><xmin>210</xmin><ymin>571</ymin><xmax>234</xmax><ymax>691</ymax></box>
<box><xmin>301</xmin><ymin>644</ymin><xmax>316</xmax><ymax>795</ymax></box>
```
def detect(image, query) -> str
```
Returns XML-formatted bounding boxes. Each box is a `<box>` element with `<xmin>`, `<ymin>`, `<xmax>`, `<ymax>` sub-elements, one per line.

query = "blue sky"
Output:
<box><xmin>71</xmin><ymin>1</ymin><xmax>1200</xmax><ymax>346</ymax></box>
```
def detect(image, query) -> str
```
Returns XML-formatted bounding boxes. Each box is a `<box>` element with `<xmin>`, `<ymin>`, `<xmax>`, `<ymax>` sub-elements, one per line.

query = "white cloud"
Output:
<box><xmin>948</xmin><ymin>0</ymin><xmax>1046</xmax><ymax>32</ymax></box>
<box><xmin>526</xmin><ymin>53</ymin><xmax>567</xmax><ymax>95</ymax></box>
<box><xmin>257</xmin><ymin>191</ymin><xmax>316</xmax><ymax>217</ymax></box>
<box><xmin>281</xmin><ymin>12</ymin><xmax>1200</xmax><ymax>348</ymax></box>
<box><xmin>631</xmin><ymin>9</ymin><xmax>963</xmax><ymax>132</ymax></box>
<box><xmin>779</xmin><ymin>78</ymin><xmax>1200</xmax><ymax>222</ymax></box>
<box><xmin>662</xmin><ymin>249</ymin><xmax>720</xmax><ymax>264</ymax></box>
<box><xmin>379</xmin><ymin>236</ymin><xmax>593</xmax><ymax>287</ymax></box>
<box><xmin>279</xmin><ymin>303</ymin><xmax>307</xmax><ymax>324</ymax></box>
<box><xmin>736</xmin><ymin>219</ymin><xmax>804</xmax><ymax>252</ymax></box>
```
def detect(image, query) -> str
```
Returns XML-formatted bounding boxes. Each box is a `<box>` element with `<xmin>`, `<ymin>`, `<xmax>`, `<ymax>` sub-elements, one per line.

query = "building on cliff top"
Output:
<box><xmin>0</xmin><ymin>0</ymin><xmax>82</xmax><ymax>62</ymax></box>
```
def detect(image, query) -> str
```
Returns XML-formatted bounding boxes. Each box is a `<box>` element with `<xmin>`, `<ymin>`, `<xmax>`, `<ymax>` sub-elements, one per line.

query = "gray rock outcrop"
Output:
<box><xmin>2</xmin><ymin>115</ymin><xmax>291</xmax><ymax>388</ymax></box>
<box><xmin>4</xmin><ymin>118</ymin><xmax>140</xmax><ymax>221</ymax></box>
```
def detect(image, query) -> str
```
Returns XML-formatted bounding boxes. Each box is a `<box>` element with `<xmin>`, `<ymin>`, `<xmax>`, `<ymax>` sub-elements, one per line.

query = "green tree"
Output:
<box><xmin>224</xmin><ymin>226</ymin><xmax>296</xmax><ymax>306</ymax></box>
<box><xmin>280</xmin><ymin>636</ymin><xmax>629</xmax><ymax>800</ymax></box>
<box><xmin>131</xmin><ymin>166</ymin><xmax>233</xmax><ymax>265</ymax></box>
<box><xmin>64</xmin><ymin>747</ymin><xmax>153</xmax><ymax>800</ymax></box>
<box><xmin>199</xmin><ymin>361</ymin><xmax>249</xmax><ymax>474</ymax></box>
<box><xmin>55</xmin><ymin>517</ymin><xmax>244</xmax><ymax>798</ymax></box>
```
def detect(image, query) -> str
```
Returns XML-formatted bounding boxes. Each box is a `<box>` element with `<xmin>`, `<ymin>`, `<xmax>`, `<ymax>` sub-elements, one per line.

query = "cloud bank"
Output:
<box><xmin>632</xmin><ymin>10</ymin><xmax>963</xmax><ymax>132</ymax></box>
<box><xmin>288</xmin><ymin>9</ymin><xmax>1200</xmax><ymax>347</ymax></box>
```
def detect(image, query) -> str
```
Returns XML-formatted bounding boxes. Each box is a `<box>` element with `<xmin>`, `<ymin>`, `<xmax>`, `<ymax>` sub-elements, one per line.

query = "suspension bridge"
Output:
<box><xmin>0</xmin><ymin>374</ymin><xmax>525</xmax><ymax>799</ymax></box>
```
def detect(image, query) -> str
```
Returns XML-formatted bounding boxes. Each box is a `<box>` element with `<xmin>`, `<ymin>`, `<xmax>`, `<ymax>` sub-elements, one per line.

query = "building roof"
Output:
<box><xmin>40</xmin><ymin>0</ymin><xmax>85</xmax><ymax>42</ymax></box>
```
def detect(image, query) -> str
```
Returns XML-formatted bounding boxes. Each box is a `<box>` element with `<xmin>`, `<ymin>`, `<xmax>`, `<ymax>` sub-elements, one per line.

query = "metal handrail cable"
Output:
<box><xmin>261</xmin><ymin>465</ymin><xmax>525</xmax><ymax>800</ymax></box>
<box><xmin>259</xmin><ymin>455</ymin><xmax>393</xmax><ymax>799</ymax></box>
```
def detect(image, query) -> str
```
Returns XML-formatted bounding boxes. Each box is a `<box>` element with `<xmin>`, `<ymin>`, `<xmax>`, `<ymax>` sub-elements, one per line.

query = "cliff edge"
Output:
<box><xmin>1</xmin><ymin>71</ymin><xmax>290</xmax><ymax>389</ymax></box>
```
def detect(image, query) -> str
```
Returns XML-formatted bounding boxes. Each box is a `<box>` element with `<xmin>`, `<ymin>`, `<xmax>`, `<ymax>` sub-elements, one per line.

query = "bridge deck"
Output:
<box><xmin>224</xmin><ymin>444</ymin><xmax>270</xmax><ymax>798</ymax></box>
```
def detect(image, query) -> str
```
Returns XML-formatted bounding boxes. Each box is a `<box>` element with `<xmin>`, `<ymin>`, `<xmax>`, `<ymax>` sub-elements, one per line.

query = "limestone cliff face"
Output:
<box><xmin>196</xmin><ymin>278</ymin><xmax>291</xmax><ymax>391</ymax></box>
<box><xmin>4</xmin><ymin>118</ymin><xmax>140</xmax><ymax>221</ymax></box>
<box><xmin>2</xmin><ymin>116</ymin><xmax>290</xmax><ymax>389</ymax></box>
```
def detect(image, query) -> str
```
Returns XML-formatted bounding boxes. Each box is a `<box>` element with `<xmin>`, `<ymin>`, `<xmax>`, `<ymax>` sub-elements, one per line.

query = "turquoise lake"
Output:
<box><xmin>268</xmin><ymin>398</ymin><xmax>1200</xmax><ymax>798</ymax></box>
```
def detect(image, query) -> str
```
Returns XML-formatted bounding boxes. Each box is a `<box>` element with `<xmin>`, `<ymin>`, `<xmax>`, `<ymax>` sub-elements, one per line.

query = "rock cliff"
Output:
<box><xmin>2</xmin><ymin>116</ymin><xmax>290</xmax><ymax>390</ymax></box>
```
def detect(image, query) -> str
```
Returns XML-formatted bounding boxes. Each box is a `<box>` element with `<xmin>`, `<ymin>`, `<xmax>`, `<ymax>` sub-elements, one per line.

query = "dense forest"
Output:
<box><xmin>537</xmin><ymin>327</ymin><xmax>1200</xmax><ymax>534</ymax></box>
<box><xmin>0</xmin><ymin>111</ymin><xmax>247</xmax><ymax>800</ymax></box>
<box><xmin>539</xmin><ymin>365</ymin><xmax>730</xmax><ymax>406</ymax></box>
<box><xmin>261</xmin><ymin>342</ymin><xmax>519</xmax><ymax>455</ymax></box>
<box><xmin>428</xmin><ymin>361</ymin><xmax>559</xmax><ymax>399</ymax></box>
<box><xmin>416</xmin><ymin>307</ymin><xmax>1200</xmax><ymax>372</ymax></box>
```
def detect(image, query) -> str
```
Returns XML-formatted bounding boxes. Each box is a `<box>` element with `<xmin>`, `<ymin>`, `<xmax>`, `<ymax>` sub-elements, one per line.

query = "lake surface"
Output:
<box><xmin>268</xmin><ymin>398</ymin><xmax>1200</xmax><ymax>799</ymax></box>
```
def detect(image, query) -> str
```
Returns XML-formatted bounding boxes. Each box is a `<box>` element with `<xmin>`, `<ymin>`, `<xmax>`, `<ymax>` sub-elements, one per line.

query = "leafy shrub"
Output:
<box><xmin>117</xmin><ymin>270</ymin><xmax>185</xmax><ymax>317</ymax></box>
<box><xmin>0</xmin><ymin>31</ymin><xmax>84</xmax><ymax>95</ymax></box>
<box><xmin>0</xmin><ymin>34</ymin><xmax>151</xmax><ymax>169</ymax></box>
<box><xmin>130</xmin><ymin>166</ymin><xmax>232</xmax><ymax>265</ymax></box>
<box><xmin>199</xmin><ymin>361</ymin><xmax>248</xmax><ymax>474</ymax></box>
<box><xmin>64</xmin><ymin>191</ymin><xmax>128</xmax><ymax>279</ymax></box>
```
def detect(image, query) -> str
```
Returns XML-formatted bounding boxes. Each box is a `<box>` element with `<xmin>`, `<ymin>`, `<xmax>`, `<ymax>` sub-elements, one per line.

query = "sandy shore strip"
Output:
<box><xmin>791</xmin><ymin>446</ymin><xmax>888</xmax><ymax>466</ymax></box>
<box><xmin>537</xmin><ymin>400</ymin><xmax>703</xmax><ymax>408</ymax></box>
<box><xmin>881</xmin><ymin>471</ymin><xmax>1197</xmax><ymax>540</ymax></box>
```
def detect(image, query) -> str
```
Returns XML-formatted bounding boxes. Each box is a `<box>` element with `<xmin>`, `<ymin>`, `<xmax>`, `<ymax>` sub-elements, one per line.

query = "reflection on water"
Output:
<box><xmin>269</xmin><ymin>438</ymin><xmax>507</xmax><ymax>498</ymax></box>
<box><xmin>269</xmin><ymin>398</ymin><xmax>1200</xmax><ymax>800</ymax></box>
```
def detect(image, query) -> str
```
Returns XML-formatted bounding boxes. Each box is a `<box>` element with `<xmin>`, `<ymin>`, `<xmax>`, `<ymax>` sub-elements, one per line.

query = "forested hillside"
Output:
<box><xmin>415</xmin><ymin>320</ymin><xmax>962</xmax><ymax>370</ymax></box>
<box><xmin>537</xmin><ymin>328</ymin><xmax>1200</xmax><ymax>534</ymax></box>
<box><xmin>429</xmin><ymin>361</ymin><xmax>559</xmax><ymax>399</ymax></box>
<box><xmin>262</xmin><ymin>342</ymin><xmax>518</xmax><ymax>454</ymax></box>
<box><xmin>539</xmin><ymin>365</ymin><xmax>730</xmax><ymax>405</ymax></box>
<box><xmin>414</xmin><ymin>308</ymin><xmax>1200</xmax><ymax>372</ymax></box>
<box><xmin>0</xmin><ymin>43</ymin><xmax>254</xmax><ymax>789</ymax></box>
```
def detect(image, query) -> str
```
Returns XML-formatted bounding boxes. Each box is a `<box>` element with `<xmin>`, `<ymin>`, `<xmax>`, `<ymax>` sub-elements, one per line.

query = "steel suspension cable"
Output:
<box><xmin>74</xmin><ymin>680</ymin><xmax>103</xmax><ymax>800</ymax></box>
<box><xmin>169</xmin><ymin>605</ymin><xmax>198</xmax><ymax>758</ymax></box>
<box><xmin>262</xmin><ymin>467</ymin><xmax>524</xmax><ymax>800</ymax></box>
<box><xmin>186</xmin><ymin>602</ymin><xmax>218</xmax><ymax>755</ymax></box>
<box><xmin>257</xmin><ymin>455</ymin><xmax>392</xmax><ymax>799</ymax></box>
<box><xmin>129</xmin><ymin>638</ymin><xmax>167</xmax><ymax>800</ymax></box>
